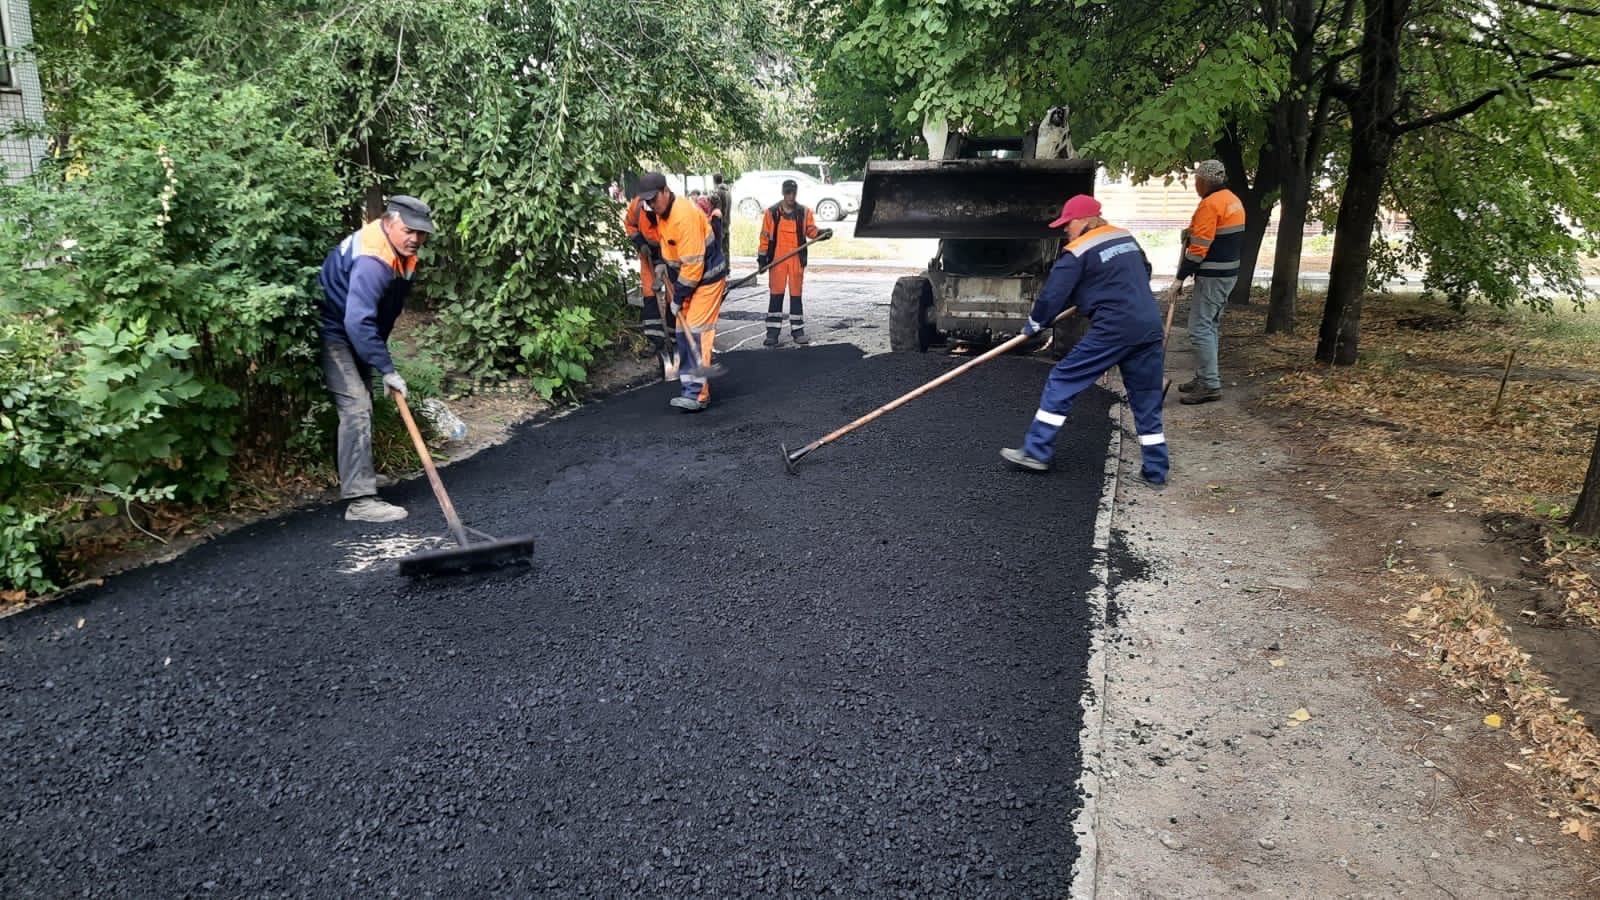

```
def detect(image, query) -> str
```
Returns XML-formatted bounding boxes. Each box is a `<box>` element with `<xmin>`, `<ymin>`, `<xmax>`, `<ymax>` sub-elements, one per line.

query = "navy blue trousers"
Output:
<box><xmin>1020</xmin><ymin>335</ymin><xmax>1169</xmax><ymax>481</ymax></box>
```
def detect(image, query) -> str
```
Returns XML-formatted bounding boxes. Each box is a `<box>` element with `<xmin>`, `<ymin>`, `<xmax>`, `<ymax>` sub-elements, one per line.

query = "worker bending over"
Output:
<box><xmin>624</xmin><ymin>174</ymin><xmax>671</xmax><ymax>352</ymax></box>
<box><xmin>638</xmin><ymin>172</ymin><xmax>727</xmax><ymax>412</ymax></box>
<box><xmin>1001</xmin><ymin>194</ymin><xmax>1169</xmax><ymax>487</ymax></box>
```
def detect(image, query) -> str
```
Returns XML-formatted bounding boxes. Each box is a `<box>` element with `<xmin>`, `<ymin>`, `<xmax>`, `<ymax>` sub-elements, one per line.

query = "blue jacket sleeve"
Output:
<box><xmin>1027</xmin><ymin>252</ymin><xmax>1082</xmax><ymax>330</ymax></box>
<box><xmin>343</xmin><ymin>256</ymin><xmax>397</xmax><ymax>374</ymax></box>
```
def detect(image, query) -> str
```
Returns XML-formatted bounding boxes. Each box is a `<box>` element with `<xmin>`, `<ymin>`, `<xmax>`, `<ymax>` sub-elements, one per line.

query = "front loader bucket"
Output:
<box><xmin>854</xmin><ymin>158</ymin><xmax>1099</xmax><ymax>239</ymax></box>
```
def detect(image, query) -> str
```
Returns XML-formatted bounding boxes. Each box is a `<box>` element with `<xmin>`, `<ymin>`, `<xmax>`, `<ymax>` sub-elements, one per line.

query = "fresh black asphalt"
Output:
<box><xmin>2</xmin><ymin>343</ymin><xmax>1115</xmax><ymax>896</ymax></box>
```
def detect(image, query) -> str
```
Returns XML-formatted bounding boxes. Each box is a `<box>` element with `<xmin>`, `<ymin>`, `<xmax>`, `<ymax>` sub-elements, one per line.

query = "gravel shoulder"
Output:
<box><xmin>1089</xmin><ymin>326</ymin><xmax>1600</xmax><ymax>897</ymax></box>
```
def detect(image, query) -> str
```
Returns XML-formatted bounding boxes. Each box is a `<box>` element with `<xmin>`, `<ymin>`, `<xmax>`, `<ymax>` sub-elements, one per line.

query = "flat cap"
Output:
<box><xmin>386</xmin><ymin>195</ymin><xmax>436</xmax><ymax>233</ymax></box>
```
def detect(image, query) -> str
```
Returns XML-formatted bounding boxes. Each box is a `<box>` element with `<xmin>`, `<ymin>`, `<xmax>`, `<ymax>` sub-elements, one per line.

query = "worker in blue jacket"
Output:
<box><xmin>317</xmin><ymin>195</ymin><xmax>435</xmax><ymax>523</ymax></box>
<box><xmin>1001</xmin><ymin>194</ymin><xmax>1169</xmax><ymax>487</ymax></box>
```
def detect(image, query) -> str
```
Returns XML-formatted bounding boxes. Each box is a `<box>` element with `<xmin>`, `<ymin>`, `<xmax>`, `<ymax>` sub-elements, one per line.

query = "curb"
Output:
<box><xmin>1067</xmin><ymin>400</ymin><xmax>1123</xmax><ymax>898</ymax></box>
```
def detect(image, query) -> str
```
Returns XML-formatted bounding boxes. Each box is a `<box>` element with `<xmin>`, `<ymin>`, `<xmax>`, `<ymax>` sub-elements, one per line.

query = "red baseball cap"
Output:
<box><xmin>1048</xmin><ymin>194</ymin><xmax>1102</xmax><ymax>228</ymax></box>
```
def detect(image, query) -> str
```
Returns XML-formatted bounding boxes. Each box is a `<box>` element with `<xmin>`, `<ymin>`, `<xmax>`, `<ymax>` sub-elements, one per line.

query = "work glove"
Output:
<box><xmin>817</xmin><ymin>229</ymin><xmax>834</xmax><ymax>241</ymax></box>
<box><xmin>757</xmin><ymin>253</ymin><xmax>771</xmax><ymax>269</ymax></box>
<box><xmin>1022</xmin><ymin>319</ymin><xmax>1043</xmax><ymax>337</ymax></box>
<box><xmin>382</xmin><ymin>371</ymin><xmax>408</xmax><ymax>398</ymax></box>
<box><xmin>654</xmin><ymin>264</ymin><xmax>670</xmax><ymax>289</ymax></box>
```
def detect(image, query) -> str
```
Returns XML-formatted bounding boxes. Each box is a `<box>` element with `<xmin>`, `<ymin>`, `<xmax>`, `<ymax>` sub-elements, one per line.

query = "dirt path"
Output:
<box><xmin>1089</xmin><ymin>316</ymin><xmax>1600</xmax><ymax>897</ymax></box>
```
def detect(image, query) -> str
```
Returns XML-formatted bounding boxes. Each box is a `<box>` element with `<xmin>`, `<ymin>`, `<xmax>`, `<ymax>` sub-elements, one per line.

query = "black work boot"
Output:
<box><xmin>791</xmin><ymin>331</ymin><xmax>811</xmax><ymax>345</ymax></box>
<box><xmin>763</xmin><ymin>328</ymin><xmax>780</xmax><ymax>347</ymax></box>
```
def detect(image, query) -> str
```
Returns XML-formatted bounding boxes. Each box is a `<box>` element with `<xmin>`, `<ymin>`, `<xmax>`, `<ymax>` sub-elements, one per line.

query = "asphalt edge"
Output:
<box><xmin>1067</xmin><ymin>397</ymin><xmax>1123</xmax><ymax>899</ymax></box>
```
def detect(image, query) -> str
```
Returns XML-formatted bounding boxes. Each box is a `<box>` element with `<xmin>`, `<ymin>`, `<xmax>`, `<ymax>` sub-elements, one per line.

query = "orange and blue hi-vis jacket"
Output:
<box><xmin>1176</xmin><ymin>188</ymin><xmax>1246</xmax><ymax>280</ymax></box>
<box><xmin>656</xmin><ymin>196</ymin><xmax>727</xmax><ymax>298</ymax></box>
<box><xmin>318</xmin><ymin>219</ymin><xmax>418</xmax><ymax>374</ymax></box>
<box><xmin>1028</xmin><ymin>224</ymin><xmax>1163</xmax><ymax>346</ymax></box>
<box><xmin>624</xmin><ymin>197</ymin><xmax>664</xmax><ymax>262</ymax></box>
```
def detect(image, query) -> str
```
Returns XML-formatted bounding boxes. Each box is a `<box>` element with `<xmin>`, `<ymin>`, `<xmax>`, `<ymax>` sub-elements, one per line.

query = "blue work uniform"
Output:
<box><xmin>1019</xmin><ymin>224</ymin><xmax>1169</xmax><ymax>483</ymax></box>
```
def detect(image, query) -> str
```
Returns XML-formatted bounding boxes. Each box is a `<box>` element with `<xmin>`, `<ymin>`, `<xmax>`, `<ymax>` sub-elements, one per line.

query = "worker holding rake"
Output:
<box><xmin>639</xmin><ymin>172</ymin><xmax>728</xmax><ymax>412</ymax></box>
<box><xmin>1001</xmin><ymin>194</ymin><xmax>1170</xmax><ymax>487</ymax></box>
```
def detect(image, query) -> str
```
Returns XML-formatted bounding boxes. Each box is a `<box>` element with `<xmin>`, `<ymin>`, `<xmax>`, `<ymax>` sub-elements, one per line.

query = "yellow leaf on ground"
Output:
<box><xmin>1406</xmin><ymin>606</ymin><xmax>1425</xmax><ymax>621</ymax></box>
<box><xmin>1484</xmin><ymin>714</ymin><xmax>1503</xmax><ymax>728</ymax></box>
<box><xmin>1289</xmin><ymin>708</ymin><xmax>1311</xmax><ymax>722</ymax></box>
<box><xmin>1270</xmin><ymin>659</ymin><xmax>1285</xmax><ymax>668</ymax></box>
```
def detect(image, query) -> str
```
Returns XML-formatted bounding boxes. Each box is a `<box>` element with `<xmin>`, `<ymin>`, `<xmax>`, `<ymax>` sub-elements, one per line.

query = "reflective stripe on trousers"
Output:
<box><xmin>1020</xmin><ymin>334</ymin><xmax>1168</xmax><ymax>481</ymax></box>
<box><xmin>676</xmin><ymin>281</ymin><xmax>726</xmax><ymax>402</ymax></box>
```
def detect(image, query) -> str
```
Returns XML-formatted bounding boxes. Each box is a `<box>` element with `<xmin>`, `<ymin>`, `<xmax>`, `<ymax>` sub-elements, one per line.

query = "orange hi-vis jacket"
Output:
<box><xmin>656</xmin><ymin>195</ymin><xmax>727</xmax><ymax>303</ymax></box>
<box><xmin>1177</xmin><ymin>188</ymin><xmax>1246</xmax><ymax>280</ymax></box>
<box><xmin>623</xmin><ymin>197</ymin><xmax>664</xmax><ymax>262</ymax></box>
<box><xmin>759</xmin><ymin>202</ymin><xmax>821</xmax><ymax>265</ymax></box>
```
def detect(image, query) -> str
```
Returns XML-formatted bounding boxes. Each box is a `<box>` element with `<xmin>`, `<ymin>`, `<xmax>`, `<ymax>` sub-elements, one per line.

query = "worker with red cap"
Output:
<box><xmin>1001</xmin><ymin>194</ymin><xmax>1169</xmax><ymax>487</ymax></box>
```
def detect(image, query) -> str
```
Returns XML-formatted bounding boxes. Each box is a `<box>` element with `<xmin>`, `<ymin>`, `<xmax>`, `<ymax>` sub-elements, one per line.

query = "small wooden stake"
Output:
<box><xmin>1491</xmin><ymin>348</ymin><xmax>1516</xmax><ymax>416</ymax></box>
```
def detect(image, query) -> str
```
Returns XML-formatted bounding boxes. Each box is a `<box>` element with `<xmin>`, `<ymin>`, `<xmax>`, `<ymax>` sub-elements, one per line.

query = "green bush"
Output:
<box><xmin>0</xmin><ymin>66</ymin><xmax>343</xmax><ymax>592</ymax></box>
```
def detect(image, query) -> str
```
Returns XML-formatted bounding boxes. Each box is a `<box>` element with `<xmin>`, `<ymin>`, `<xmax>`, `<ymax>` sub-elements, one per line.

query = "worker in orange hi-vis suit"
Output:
<box><xmin>624</xmin><ymin>174</ymin><xmax>670</xmax><ymax>351</ymax></box>
<box><xmin>638</xmin><ymin>172</ymin><xmax>728</xmax><ymax>412</ymax></box>
<box><xmin>757</xmin><ymin>179</ymin><xmax>832</xmax><ymax>347</ymax></box>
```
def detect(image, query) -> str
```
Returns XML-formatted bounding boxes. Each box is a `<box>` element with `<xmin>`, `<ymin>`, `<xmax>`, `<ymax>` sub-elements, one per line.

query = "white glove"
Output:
<box><xmin>382</xmin><ymin>372</ymin><xmax>408</xmax><ymax>398</ymax></box>
<box><xmin>1022</xmin><ymin>319</ymin><xmax>1043</xmax><ymax>337</ymax></box>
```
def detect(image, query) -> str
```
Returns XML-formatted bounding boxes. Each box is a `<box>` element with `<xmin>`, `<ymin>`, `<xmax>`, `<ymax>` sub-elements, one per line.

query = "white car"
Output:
<box><xmin>730</xmin><ymin>170</ymin><xmax>860</xmax><ymax>222</ymax></box>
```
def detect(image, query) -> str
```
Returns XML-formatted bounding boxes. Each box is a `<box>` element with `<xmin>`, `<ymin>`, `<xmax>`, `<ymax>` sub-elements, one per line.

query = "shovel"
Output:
<box><xmin>390</xmin><ymin>391</ymin><xmax>536</xmax><ymax>577</ymax></box>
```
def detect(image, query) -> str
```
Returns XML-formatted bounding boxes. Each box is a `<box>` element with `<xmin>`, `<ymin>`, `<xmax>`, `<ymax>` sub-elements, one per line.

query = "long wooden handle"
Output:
<box><xmin>392</xmin><ymin>392</ymin><xmax>470</xmax><ymax>547</ymax></box>
<box><xmin>729</xmin><ymin>232</ymin><xmax>834</xmax><ymax>290</ymax></box>
<box><xmin>1163</xmin><ymin>283</ymin><xmax>1179</xmax><ymax>340</ymax></box>
<box><xmin>791</xmin><ymin>306</ymin><xmax>1078</xmax><ymax>460</ymax></box>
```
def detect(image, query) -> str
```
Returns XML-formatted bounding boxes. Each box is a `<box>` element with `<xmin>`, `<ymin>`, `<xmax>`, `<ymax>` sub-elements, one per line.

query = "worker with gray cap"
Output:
<box><xmin>1171</xmin><ymin>159</ymin><xmax>1245</xmax><ymax>404</ymax></box>
<box><xmin>317</xmin><ymin>194</ymin><xmax>436</xmax><ymax>523</ymax></box>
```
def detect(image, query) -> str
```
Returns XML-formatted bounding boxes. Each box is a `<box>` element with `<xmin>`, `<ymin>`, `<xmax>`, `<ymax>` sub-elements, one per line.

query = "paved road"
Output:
<box><xmin>2</xmin><ymin>275</ymin><xmax>1121</xmax><ymax>896</ymax></box>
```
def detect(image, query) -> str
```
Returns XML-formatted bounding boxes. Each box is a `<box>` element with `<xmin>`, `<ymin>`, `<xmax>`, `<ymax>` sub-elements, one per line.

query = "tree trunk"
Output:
<box><xmin>1262</xmin><ymin>0</ymin><xmax>1330</xmax><ymax>335</ymax></box>
<box><xmin>1230</xmin><ymin>199</ymin><xmax>1271</xmax><ymax>305</ymax></box>
<box><xmin>1315</xmin><ymin>0</ymin><xmax>1407</xmax><ymax>365</ymax></box>
<box><xmin>1569</xmin><ymin>422</ymin><xmax>1600</xmax><ymax>535</ymax></box>
<box><xmin>1561</xmin><ymin>419</ymin><xmax>1600</xmax><ymax>531</ymax></box>
<box><xmin>1267</xmin><ymin>190</ymin><xmax>1308</xmax><ymax>333</ymax></box>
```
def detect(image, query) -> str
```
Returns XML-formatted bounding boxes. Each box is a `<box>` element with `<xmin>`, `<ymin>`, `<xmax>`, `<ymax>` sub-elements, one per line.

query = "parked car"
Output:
<box><xmin>730</xmin><ymin>170</ymin><xmax>860</xmax><ymax>222</ymax></box>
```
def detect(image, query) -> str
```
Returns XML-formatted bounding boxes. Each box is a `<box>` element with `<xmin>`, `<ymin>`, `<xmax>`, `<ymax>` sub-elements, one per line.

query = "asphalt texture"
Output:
<box><xmin>2</xmin><ymin>341</ymin><xmax>1115</xmax><ymax>896</ymax></box>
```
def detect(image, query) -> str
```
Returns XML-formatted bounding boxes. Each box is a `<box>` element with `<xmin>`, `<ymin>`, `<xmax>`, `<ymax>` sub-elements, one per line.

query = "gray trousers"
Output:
<box><xmin>320</xmin><ymin>340</ymin><xmax>377</xmax><ymax>499</ymax></box>
<box><xmin>1187</xmin><ymin>275</ymin><xmax>1236</xmax><ymax>390</ymax></box>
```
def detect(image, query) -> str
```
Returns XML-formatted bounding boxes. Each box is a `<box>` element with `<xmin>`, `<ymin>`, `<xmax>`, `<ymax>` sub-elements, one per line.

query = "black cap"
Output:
<box><xmin>637</xmin><ymin>172</ymin><xmax>669</xmax><ymax>201</ymax></box>
<box><xmin>781</xmin><ymin>179</ymin><xmax>798</xmax><ymax>194</ymax></box>
<box><xmin>386</xmin><ymin>195</ymin><xmax>436</xmax><ymax>233</ymax></box>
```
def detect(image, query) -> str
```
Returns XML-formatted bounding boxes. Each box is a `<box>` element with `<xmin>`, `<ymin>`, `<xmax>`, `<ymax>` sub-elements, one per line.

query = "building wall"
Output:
<box><xmin>1</xmin><ymin>0</ymin><xmax>48</xmax><ymax>183</ymax></box>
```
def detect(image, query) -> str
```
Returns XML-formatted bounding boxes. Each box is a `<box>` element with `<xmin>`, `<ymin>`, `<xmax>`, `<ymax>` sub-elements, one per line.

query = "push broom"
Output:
<box><xmin>390</xmin><ymin>391</ymin><xmax>536</xmax><ymax>577</ymax></box>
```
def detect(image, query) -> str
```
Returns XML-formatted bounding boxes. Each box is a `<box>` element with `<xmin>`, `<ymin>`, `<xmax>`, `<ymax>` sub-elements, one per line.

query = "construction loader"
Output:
<box><xmin>854</xmin><ymin>107</ymin><xmax>1098</xmax><ymax>353</ymax></box>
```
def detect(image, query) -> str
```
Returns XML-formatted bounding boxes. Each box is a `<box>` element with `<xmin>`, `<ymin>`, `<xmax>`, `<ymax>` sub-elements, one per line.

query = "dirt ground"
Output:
<box><xmin>1089</xmin><ymin>303</ymin><xmax>1600</xmax><ymax>897</ymax></box>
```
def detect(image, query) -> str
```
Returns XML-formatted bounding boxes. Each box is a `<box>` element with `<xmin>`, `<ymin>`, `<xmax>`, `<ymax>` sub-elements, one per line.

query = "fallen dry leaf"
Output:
<box><xmin>1270</xmin><ymin>659</ymin><xmax>1286</xmax><ymax>668</ymax></box>
<box><xmin>1484</xmin><ymin>714</ymin><xmax>1503</xmax><ymax>728</ymax></box>
<box><xmin>1289</xmin><ymin>707</ymin><xmax>1311</xmax><ymax>722</ymax></box>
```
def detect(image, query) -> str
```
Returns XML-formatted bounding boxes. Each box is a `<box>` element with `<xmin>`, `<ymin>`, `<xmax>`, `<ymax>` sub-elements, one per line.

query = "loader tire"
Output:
<box><xmin>889</xmin><ymin>276</ymin><xmax>936</xmax><ymax>353</ymax></box>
